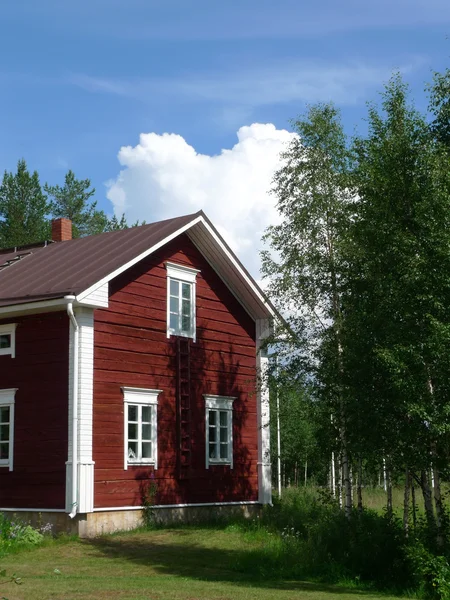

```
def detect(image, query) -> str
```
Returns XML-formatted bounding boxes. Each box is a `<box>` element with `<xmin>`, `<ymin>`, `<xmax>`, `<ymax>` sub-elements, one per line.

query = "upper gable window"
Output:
<box><xmin>165</xmin><ymin>262</ymin><xmax>199</xmax><ymax>341</ymax></box>
<box><xmin>0</xmin><ymin>324</ymin><xmax>17</xmax><ymax>358</ymax></box>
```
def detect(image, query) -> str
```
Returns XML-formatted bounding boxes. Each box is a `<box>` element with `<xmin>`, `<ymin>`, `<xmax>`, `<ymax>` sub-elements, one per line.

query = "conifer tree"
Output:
<box><xmin>0</xmin><ymin>159</ymin><xmax>50</xmax><ymax>248</ymax></box>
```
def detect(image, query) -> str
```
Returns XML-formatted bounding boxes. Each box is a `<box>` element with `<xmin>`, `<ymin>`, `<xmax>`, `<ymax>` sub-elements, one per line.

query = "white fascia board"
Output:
<box><xmin>76</xmin><ymin>216</ymin><xmax>204</xmax><ymax>303</ymax></box>
<box><xmin>0</xmin><ymin>298</ymin><xmax>68</xmax><ymax>318</ymax></box>
<box><xmin>0</xmin><ymin>296</ymin><xmax>106</xmax><ymax>318</ymax></box>
<box><xmin>197</xmin><ymin>219</ymin><xmax>275</xmax><ymax>319</ymax></box>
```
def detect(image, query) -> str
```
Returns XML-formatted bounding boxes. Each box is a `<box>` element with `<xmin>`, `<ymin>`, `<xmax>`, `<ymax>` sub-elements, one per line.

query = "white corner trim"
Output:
<box><xmin>123</xmin><ymin>387</ymin><xmax>162</xmax><ymax>471</ymax></box>
<box><xmin>0</xmin><ymin>323</ymin><xmax>17</xmax><ymax>358</ymax></box>
<box><xmin>76</xmin><ymin>216</ymin><xmax>204</xmax><ymax>303</ymax></box>
<box><xmin>256</xmin><ymin>318</ymin><xmax>271</xmax><ymax>505</ymax></box>
<box><xmin>67</xmin><ymin>307</ymin><xmax>95</xmax><ymax>515</ymax></box>
<box><xmin>93</xmin><ymin>500</ymin><xmax>260</xmax><ymax>512</ymax></box>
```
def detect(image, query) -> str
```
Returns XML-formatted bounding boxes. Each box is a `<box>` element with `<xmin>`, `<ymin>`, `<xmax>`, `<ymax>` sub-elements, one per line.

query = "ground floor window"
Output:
<box><xmin>122</xmin><ymin>387</ymin><xmax>162</xmax><ymax>470</ymax></box>
<box><xmin>204</xmin><ymin>395</ymin><xmax>235</xmax><ymax>469</ymax></box>
<box><xmin>0</xmin><ymin>388</ymin><xmax>16</xmax><ymax>471</ymax></box>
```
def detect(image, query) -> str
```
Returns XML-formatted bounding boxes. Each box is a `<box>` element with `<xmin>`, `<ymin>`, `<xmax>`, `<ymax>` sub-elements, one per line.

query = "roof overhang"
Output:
<box><xmin>0</xmin><ymin>214</ymin><xmax>276</xmax><ymax>323</ymax></box>
<box><xmin>76</xmin><ymin>214</ymin><xmax>276</xmax><ymax>322</ymax></box>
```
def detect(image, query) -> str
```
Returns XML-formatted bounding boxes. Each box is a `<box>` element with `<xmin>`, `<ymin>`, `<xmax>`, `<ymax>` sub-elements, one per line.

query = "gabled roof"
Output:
<box><xmin>0</xmin><ymin>211</ymin><xmax>275</xmax><ymax>321</ymax></box>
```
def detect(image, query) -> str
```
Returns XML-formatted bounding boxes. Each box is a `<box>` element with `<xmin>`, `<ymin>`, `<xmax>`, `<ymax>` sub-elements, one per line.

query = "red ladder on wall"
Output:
<box><xmin>176</xmin><ymin>337</ymin><xmax>192</xmax><ymax>479</ymax></box>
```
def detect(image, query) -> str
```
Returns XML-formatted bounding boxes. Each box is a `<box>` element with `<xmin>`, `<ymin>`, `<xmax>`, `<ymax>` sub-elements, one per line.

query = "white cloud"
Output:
<box><xmin>106</xmin><ymin>123</ymin><xmax>297</xmax><ymax>277</ymax></box>
<box><xmin>69</xmin><ymin>58</ymin><xmax>423</xmax><ymax>110</ymax></box>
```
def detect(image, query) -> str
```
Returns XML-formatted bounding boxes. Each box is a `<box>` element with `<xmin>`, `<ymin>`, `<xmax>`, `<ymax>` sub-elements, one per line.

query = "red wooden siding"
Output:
<box><xmin>0</xmin><ymin>312</ymin><xmax>69</xmax><ymax>509</ymax></box>
<box><xmin>93</xmin><ymin>234</ymin><xmax>258</xmax><ymax>508</ymax></box>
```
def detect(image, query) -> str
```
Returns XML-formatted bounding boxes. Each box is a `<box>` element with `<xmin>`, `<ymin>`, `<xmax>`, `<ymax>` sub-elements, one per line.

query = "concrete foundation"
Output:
<box><xmin>1</xmin><ymin>503</ymin><xmax>261</xmax><ymax>538</ymax></box>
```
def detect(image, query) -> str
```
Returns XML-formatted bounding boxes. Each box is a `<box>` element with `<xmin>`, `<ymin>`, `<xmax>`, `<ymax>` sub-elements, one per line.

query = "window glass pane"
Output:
<box><xmin>209</xmin><ymin>443</ymin><xmax>217</xmax><ymax>459</ymax></box>
<box><xmin>128</xmin><ymin>405</ymin><xmax>138</xmax><ymax>422</ymax></box>
<box><xmin>128</xmin><ymin>442</ymin><xmax>138</xmax><ymax>460</ymax></box>
<box><xmin>219</xmin><ymin>411</ymin><xmax>228</xmax><ymax>427</ymax></box>
<box><xmin>209</xmin><ymin>426</ymin><xmax>216</xmax><ymax>442</ymax></box>
<box><xmin>0</xmin><ymin>406</ymin><xmax>10</xmax><ymax>424</ymax></box>
<box><xmin>209</xmin><ymin>411</ymin><xmax>216</xmax><ymax>425</ymax></box>
<box><xmin>220</xmin><ymin>426</ymin><xmax>228</xmax><ymax>443</ymax></box>
<box><xmin>220</xmin><ymin>443</ymin><xmax>228</xmax><ymax>460</ymax></box>
<box><xmin>181</xmin><ymin>298</ymin><xmax>191</xmax><ymax>316</ymax></box>
<box><xmin>141</xmin><ymin>406</ymin><xmax>151</xmax><ymax>423</ymax></box>
<box><xmin>142</xmin><ymin>424</ymin><xmax>151</xmax><ymax>440</ymax></box>
<box><xmin>181</xmin><ymin>314</ymin><xmax>191</xmax><ymax>333</ymax></box>
<box><xmin>142</xmin><ymin>442</ymin><xmax>152</xmax><ymax>459</ymax></box>
<box><xmin>0</xmin><ymin>334</ymin><xmax>11</xmax><ymax>349</ymax></box>
<box><xmin>182</xmin><ymin>283</ymin><xmax>191</xmax><ymax>300</ymax></box>
<box><xmin>0</xmin><ymin>424</ymin><xmax>9</xmax><ymax>442</ymax></box>
<box><xmin>170</xmin><ymin>313</ymin><xmax>179</xmax><ymax>331</ymax></box>
<box><xmin>170</xmin><ymin>279</ymin><xmax>179</xmax><ymax>296</ymax></box>
<box><xmin>128</xmin><ymin>423</ymin><xmax>138</xmax><ymax>441</ymax></box>
<box><xmin>170</xmin><ymin>296</ymin><xmax>179</xmax><ymax>314</ymax></box>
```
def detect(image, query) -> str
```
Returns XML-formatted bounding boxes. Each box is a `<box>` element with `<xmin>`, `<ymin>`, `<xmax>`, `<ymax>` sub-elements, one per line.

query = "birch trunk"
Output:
<box><xmin>403</xmin><ymin>468</ymin><xmax>411</xmax><ymax>537</ymax></box>
<box><xmin>433</xmin><ymin>462</ymin><xmax>444</xmax><ymax>547</ymax></box>
<box><xmin>357</xmin><ymin>458</ymin><xmax>363</xmax><ymax>513</ymax></box>
<box><xmin>386</xmin><ymin>464</ymin><xmax>393</xmax><ymax>517</ymax></box>
<box><xmin>331</xmin><ymin>452</ymin><xmax>336</xmax><ymax>498</ymax></box>
<box><xmin>420</xmin><ymin>469</ymin><xmax>435</xmax><ymax>529</ymax></box>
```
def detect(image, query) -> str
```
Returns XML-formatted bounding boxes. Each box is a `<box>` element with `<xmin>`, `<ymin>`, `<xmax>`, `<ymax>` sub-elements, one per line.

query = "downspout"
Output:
<box><xmin>65</xmin><ymin>296</ymin><xmax>79</xmax><ymax>519</ymax></box>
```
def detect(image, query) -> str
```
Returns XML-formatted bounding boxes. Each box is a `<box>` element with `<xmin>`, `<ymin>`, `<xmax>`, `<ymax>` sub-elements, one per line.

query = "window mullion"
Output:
<box><xmin>138</xmin><ymin>405</ymin><xmax>143</xmax><ymax>462</ymax></box>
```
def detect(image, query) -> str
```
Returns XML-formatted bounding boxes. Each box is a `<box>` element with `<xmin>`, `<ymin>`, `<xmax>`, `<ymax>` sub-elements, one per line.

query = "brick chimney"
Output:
<box><xmin>52</xmin><ymin>218</ymin><xmax>72</xmax><ymax>242</ymax></box>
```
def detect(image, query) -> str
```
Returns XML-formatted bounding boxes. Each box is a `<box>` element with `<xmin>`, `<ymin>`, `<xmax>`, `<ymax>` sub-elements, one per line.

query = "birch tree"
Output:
<box><xmin>261</xmin><ymin>104</ymin><xmax>355</xmax><ymax>516</ymax></box>
<box><xmin>344</xmin><ymin>75</ymin><xmax>450</xmax><ymax>539</ymax></box>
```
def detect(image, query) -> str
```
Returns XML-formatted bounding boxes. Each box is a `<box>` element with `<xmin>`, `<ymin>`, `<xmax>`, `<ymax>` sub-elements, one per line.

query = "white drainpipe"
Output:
<box><xmin>65</xmin><ymin>296</ymin><xmax>79</xmax><ymax>519</ymax></box>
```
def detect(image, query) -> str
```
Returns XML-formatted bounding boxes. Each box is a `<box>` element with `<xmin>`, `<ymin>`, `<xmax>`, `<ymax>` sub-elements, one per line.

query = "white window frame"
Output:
<box><xmin>165</xmin><ymin>262</ymin><xmax>199</xmax><ymax>342</ymax></box>
<box><xmin>0</xmin><ymin>323</ymin><xmax>17</xmax><ymax>358</ymax></box>
<box><xmin>0</xmin><ymin>388</ymin><xmax>17</xmax><ymax>471</ymax></box>
<box><xmin>122</xmin><ymin>387</ymin><xmax>162</xmax><ymax>470</ymax></box>
<box><xmin>204</xmin><ymin>395</ymin><xmax>235</xmax><ymax>469</ymax></box>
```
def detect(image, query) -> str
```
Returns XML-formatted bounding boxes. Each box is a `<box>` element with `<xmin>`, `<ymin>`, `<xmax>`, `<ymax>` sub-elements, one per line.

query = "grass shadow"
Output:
<box><xmin>86</xmin><ymin>530</ymin><xmax>379</xmax><ymax>596</ymax></box>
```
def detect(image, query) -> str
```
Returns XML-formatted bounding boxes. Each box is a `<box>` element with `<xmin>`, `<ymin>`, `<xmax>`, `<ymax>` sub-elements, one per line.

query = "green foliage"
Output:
<box><xmin>405</xmin><ymin>542</ymin><xmax>450</xmax><ymax>600</ymax></box>
<box><xmin>0</xmin><ymin>159</ymin><xmax>50</xmax><ymax>248</ymax></box>
<box><xmin>0</xmin><ymin>514</ymin><xmax>49</xmax><ymax>555</ymax></box>
<box><xmin>140</xmin><ymin>475</ymin><xmax>158</xmax><ymax>528</ymax></box>
<box><xmin>44</xmin><ymin>170</ymin><xmax>109</xmax><ymax>238</ymax></box>
<box><xmin>105</xmin><ymin>213</ymin><xmax>146</xmax><ymax>231</ymax></box>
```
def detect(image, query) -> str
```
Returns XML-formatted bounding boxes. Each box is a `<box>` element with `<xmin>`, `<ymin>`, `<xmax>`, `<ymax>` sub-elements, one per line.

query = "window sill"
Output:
<box><xmin>127</xmin><ymin>461</ymin><xmax>156</xmax><ymax>467</ymax></box>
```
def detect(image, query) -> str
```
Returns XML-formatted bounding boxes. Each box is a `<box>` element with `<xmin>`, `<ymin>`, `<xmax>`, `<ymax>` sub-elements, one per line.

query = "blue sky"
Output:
<box><xmin>0</xmin><ymin>0</ymin><xmax>449</xmax><ymax>271</ymax></box>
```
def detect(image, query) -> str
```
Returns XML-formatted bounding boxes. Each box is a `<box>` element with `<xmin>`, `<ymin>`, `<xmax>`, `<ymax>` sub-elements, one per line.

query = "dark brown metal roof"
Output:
<box><xmin>0</xmin><ymin>212</ymin><xmax>201</xmax><ymax>306</ymax></box>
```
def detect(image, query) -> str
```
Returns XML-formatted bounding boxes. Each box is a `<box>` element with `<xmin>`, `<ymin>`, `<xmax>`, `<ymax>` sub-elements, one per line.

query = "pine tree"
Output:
<box><xmin>0</xmin><ymin>159</ymin><xmax>50</xmax><ymax>248</ymax></box>
<box><xmin>44</xmin><ymin>170</ymin><xmax>108</xmax><ymax>238</ymax></box>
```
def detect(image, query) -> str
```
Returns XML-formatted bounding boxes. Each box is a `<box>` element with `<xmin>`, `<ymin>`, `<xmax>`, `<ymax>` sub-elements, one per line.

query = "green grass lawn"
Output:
<box><xmin>1</xmin><ymin>526</ymin><xmax>409</xmax><ymax>600</ymax></box>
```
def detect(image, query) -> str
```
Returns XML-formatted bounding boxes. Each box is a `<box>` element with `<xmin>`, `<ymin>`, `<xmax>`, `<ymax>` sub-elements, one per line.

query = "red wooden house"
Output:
<box><xmin>0</xmin><ymin>212</ymin><xmax>273</xmax><ymax>536</ymax></box>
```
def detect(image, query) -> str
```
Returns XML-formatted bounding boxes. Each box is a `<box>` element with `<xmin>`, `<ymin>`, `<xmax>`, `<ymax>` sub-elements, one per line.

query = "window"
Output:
<box><xmin>122</xmin><ymin>387</ymin><xmax>162</xmax><ymax>470</ymax></box>
<box><xmin>165</xmin><ymin>262</ymin><xmax>199</xmax><ymax>340</ymax></box>
<box><xmin>204</xmin><ymin>395</ymin><xmax>235</xmax><ymax>469</ymax></box>
<box><xmin>0</xmin><ymin>389</ymin><xmax>16</xmax><ymax>471</ymax></box>
<box><xmin>0</xmin><ymin>324</ymin><xmax>17</xmax><ymax>358</ymax></box>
